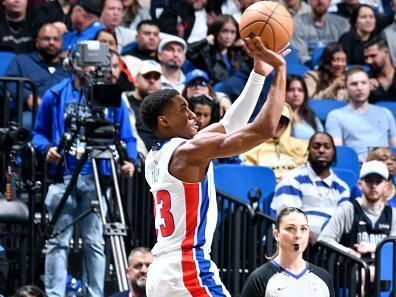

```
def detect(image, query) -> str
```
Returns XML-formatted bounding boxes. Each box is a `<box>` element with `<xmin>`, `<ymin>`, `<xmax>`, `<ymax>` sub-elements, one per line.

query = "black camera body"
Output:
<box><xmin>0</xmin><ymin>123</ymin><xmax>30</xmax><ymax>151</ymax></box>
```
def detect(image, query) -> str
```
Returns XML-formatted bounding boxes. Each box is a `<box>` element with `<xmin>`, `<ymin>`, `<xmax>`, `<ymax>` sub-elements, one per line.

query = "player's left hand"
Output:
<box><xmin>120</xmin><ymin>161</ymin><xmax>135</xmax><ymax>177</ymax></box>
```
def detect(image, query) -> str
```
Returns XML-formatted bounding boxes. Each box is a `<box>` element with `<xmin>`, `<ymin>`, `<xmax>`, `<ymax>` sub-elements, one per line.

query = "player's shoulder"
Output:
<box><xmin>308</xmin><ymin>262</ymin><xmax>332</xmax><ymax>282</ymax></box>
<box><xmin>248</xmin><ymin>261</ymin><xmax>279</xmax><ymax>282</ymax></box>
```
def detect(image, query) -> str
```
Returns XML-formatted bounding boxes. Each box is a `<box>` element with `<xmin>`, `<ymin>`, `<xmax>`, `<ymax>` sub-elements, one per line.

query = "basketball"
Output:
<box><xmin>239</xmin><ymin>1</ymin><xmax>294</xmax><ymax>52</ymax></box>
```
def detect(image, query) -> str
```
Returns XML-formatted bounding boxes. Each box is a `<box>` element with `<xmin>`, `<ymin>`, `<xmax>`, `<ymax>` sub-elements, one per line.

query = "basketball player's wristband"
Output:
<box><xmin>220</xmin><ymin>70</ymin><xmax>265</xmax><ymax>133</ymax></box>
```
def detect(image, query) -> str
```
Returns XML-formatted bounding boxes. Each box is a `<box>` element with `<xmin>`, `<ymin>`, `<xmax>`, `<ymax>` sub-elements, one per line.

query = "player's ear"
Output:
<box><xmin>158</xmin><ymin>115</ymin><xmax>169</xmax><ymax>128</ymax></box>
<box><xmin>273</xmin><ymin>228</ymin><xmax>280</xmax><ymax>242</ymax></box>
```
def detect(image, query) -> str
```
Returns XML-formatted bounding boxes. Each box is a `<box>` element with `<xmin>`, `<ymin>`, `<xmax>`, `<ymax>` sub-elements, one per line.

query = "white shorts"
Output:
<box><xmin>146</xmin><ymin>250</ymin><xmax>231</xmax><ymax>297</ymax></box>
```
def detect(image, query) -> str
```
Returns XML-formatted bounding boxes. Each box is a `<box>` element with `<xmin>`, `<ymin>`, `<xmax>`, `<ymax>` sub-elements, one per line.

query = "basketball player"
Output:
<box><xmin>140</xmin><ymin>37</ymin><xmax>288</xmax><ymax>297</ymax></box>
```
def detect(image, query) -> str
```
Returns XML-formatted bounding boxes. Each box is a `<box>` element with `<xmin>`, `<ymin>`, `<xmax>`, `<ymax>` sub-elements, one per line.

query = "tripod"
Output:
<box><xmin>47</xmin><ymin>143</ymin><xmax>130</xmax><ymax>291</ymax></box>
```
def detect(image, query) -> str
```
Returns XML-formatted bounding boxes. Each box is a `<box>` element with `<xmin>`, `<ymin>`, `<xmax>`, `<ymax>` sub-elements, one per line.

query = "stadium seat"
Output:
<box><xmin>0</xmin><ymin>51</ymin><xmax>16</xmax><ymax>75</ymax></box>
<box><xmin>285</xmin><ymin>45</ymin><xmax>300</xmax><ymax>65</ymax></box>
<box><xmin>286</xmin><ymin>63</ymin><xmax>310</xmax><ymax>76</ymax></box>
<box><xmin>214</xmin><ymin>164</ymin><xmax>276</xmax><ymax>214</ymax></box>
<box><xmin>331</xmin><ymin>167</ymin><xmax>358</xmax><ymax>191</ymax></box>
<box><xmin>333</xmin><ymin>146</ymin><xmax>360</xmax><ymax>178</ymax></box>
<box><xmin>376</xmin><ymin>238</ymin><xmax>396</xmax><ymax>297</ymax></box>
<box><xmin>375</xmin><ymin>101</ymin><xmax>396</xmax><ymax>120</ymax></box>
<box><xmin>308</xmin><ymin>99</ymin><xmax>347</xmax><ymax>123</ymax></box>
<box><xmin>310</xmin><ymin>46</ymin><xmax>325</xmax><ymax>69</ymax></box>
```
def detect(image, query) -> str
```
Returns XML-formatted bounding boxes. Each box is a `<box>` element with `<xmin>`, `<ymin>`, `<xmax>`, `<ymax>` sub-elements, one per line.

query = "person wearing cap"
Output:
<box><xmin>271</xmin><ymin>132</ymin><xmax>350</xmax><ymax>243</ymax></box>
<box><xmin>123</xmin><ymin>59</ymin><xmax>162</xmax><ymax>156</ymax></box>
<box><xmin>61</xmin><ymin>0</ymin><xmax>105</xmax><ymax>53</ymax></box>
<box><xmin>243</xmin><ymin>103</ymin><xmax>309</xmax><ymax>182</ymax></box>
<box><xmin>318</xmin><ymin>160</ymin><xmax>396</xmax><ymax>261</ymax></box>
<box><xmin>157</xmin><ymin>35</ymin><xmax>187</xmax><ymax>93</ymax></box>
<box><xmin>182</xmin><ymin>69</ymin><xmax>232</xmax><ymax>117</ymax></box>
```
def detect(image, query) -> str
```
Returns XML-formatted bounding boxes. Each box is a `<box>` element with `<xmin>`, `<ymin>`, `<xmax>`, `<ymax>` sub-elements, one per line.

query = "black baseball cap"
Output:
<box><xmin>76</xmin><ymin>0</ymin><xmax>101</xmax><ymax>17</ymax></box>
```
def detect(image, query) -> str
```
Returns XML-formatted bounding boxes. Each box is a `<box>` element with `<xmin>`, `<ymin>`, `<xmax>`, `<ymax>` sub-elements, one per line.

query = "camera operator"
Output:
<box><xmin>32</xmin><ymin>48</ymin><xmax>137</xmax><ymax>297</ymax></box>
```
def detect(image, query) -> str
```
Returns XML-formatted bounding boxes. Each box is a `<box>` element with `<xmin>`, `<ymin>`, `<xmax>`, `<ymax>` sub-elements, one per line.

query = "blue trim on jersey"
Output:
<box><xmin>197</xmin><ymin>177</ymin><xmax>209</xmax><ymax>247</ymax></box>
<box><xmin>305</xmin><ymin>210</ymin><xmax>331</xmax><ymax>219</ymax></box>
<box><xmin>271</xmin><ymin>260</ymin><xmax>309</xmax><ymax>279</ymax></box>
<box><xmin>275</xmin><ymin>185</ymin><xmax>303</xmax><ymax>198</ymax></box>
<box><xmin>294</xmin><ymin>175</ymin><xmax>313</xmax><ymax>185</ymax></box>
<box><xmin>154</xmin><ymin>138</ymin><xmax>173</xmax><ymax>150</ymax></box>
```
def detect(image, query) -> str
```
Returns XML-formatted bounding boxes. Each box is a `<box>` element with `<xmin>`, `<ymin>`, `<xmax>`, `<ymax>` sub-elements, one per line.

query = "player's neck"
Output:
<box><xmin>275</xmin><ymin>253</ymin><xmax>306</xmax><ymax>274</ymax></box>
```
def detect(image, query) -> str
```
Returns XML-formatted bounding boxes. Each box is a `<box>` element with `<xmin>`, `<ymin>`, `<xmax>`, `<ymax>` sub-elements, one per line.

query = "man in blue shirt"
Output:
<box><xmin>33</xmin><ymin>50</ymin><xmax>137</xmax><ymax>297</ymax></box>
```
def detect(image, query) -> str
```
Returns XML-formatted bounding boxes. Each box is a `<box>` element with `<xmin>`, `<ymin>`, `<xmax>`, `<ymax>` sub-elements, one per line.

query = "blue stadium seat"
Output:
<box><xmin>308</xmin><ymin>99</ymin><xmax>347</xmax><ymax>123</ymax></box>
<box><xmin>214</xmin><ymin>164</ymin><xmax>276</xmax><ymax>214</ymax></box>
<box><xmin>332</xmin><ymin>167</ymin><xmax>358</xmax><ymax>192</ymax></box>
<box><xmin>310</xmin><ymin>46</ymin><xmax>325</xmax><ymax>69</ymax></box>
<box><xmin>375</xmin><ymin>101</ymin><xmax>396</xmax><ymax>120</ymax></box>
<box><xmin>0</xmin><ymin>51</ymin><xmax>16</xmax><ymax>75</ymax></box>
<box><xmin>285</xmin><ymin>45</ymin><xmax>300</xmax><ymax>65</ymax></box>
<box><xmin>286</xmin><ymin>63</ymin><xmax>310</xmax><ymax>76</ymax></box>
<box><xmin>376</xmin><ymin>238</ymin><xmax>396</xmax><ymax>297</ymax></box>
<box><xmin>334</xmin><ymin>146</ymin><xmax>360</xmax><ymax>178</ymax></box>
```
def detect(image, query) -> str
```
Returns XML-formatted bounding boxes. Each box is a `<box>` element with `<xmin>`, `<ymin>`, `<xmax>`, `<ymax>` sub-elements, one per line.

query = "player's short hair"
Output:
<box><xmin>140</xmin><ymin>89</ymin><xmax>180</xmax><ymax>132</ymax></box>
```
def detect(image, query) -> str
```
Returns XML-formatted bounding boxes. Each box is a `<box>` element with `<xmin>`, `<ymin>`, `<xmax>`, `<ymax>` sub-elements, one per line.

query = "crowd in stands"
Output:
<box><xmin>0</xmin><ymin>0</ymin><xmax>396</xmax><ymax>295</ymax></box>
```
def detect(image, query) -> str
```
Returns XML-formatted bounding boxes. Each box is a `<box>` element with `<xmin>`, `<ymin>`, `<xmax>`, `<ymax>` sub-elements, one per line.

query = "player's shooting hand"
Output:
<box><xmin>46</xmin><ymin>146</ymin><xmax>62</xmax><ymax>165</ymax></box>
<box><xmin>120</xmin><ymin>161</ymin><xmax>135</xmax><ymax>177</ymax></box>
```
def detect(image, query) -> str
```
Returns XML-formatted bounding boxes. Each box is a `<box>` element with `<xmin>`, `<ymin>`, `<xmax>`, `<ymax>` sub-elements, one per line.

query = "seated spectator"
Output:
<box><xmin>243</xmin><ymin>104</ymin><xmax>308</xmax><ymax>182</ymax></box>
<box><xmin>157</xmin><ymin>0</ymin><xmax>211</xmax><ymax>43</ymax></box>
<box><xmin>382</xmin><ymin>0</ymin><xmax>396</xmax><ymax>67</ymax></box>
<box><xmin>367</xmin><ymin>147</ymin><xmax>396</xmax><ymax>206</ymax></box>
<box><xmin>62</xmin><ymin>0</ymin><xmax>105</xmax><ymax>53</ymax></box>
<box><xmin>0</xmin><ymin>245</ymin><xmax>7</xmax><ymax>296</ymax></box>
<box><xmin>271</xmin><ymin>132</ymin><xmax>350</xmax><ymax>242</ymax></box>
<box><xmin>363</xmin><ymin>36</ymin><xmax>396</xmax><ymax>102</ymax></box>
<box><xmin>100</xmin><ymin>0</ymin><xmax>135</xmax><ymax>53</ymax></box>
<box><xmin>121</xmin><ymin>0</ymin><xmax>151</xmax><ymax>35</ymax></box>
<box><xmin>109</xmin><ymin>247</ymin><xmax>153</xmax><ymax>297</ymax></box>
<box><xmin>5</xmin><ymin>23</ymin><xmax>69</xmax><ymax>129</ymax></box>
<box><xmin>0</xmin><ymin>0</ymin><xmax>34</xmax><ymax>53</ymax></box>
<box><xmin>181</xmin><ymin>69</ymin><xmax>231</xmax><ymax>116</ymax></box>
<box><xmin>158</xmin><ymin>35</ymin><xmax>187</xmax><ymax>92</ymax></box>
<box><xmin>188</xmin><ymin>94</ymin><xmax>220</xmax><ymax>130</ymax></box>
<box><xmin>318</xmin><ymin>160</ymin><xmax>396</xmax><ymax>291</ymax></box>
<box><xmin>286</xmin><ymin>75</ymin><xmax>324</xmax><ymax>140</ymax></box>
<box><xmin>304</xmin><ymin>42</ymin><xmax>348</xmax><ymax>101</ymax></box>
<box><xmin>280</xmin><ymin>0</ymin><xmax>312</xmax><ymax>16</ymax></box>
<box><xmin>326</xmin><ymin>66</ymin><xmax>396</xmax><ymax>160</ymax></box>
<box><xmin>123</xmin><ymin>60</ymin><xmax>162</xmax><ymax>155</ymax></box>
<box><xmin>187</xmin><ymin>14</ymin><xmax>250</xmax><ymax>84</ymax></box>
<box><xmin>338</xmin><ymin>4</ymin><xmax>377</xmax><ymax>65</ymax></box>
<box><xmin>291</xmin><ymin>0</ymin><xmax>350</xmax><ymax>65</ymax></box>
<box><xmin>13</xmin><ymin>285</ymin><xmax>45</xmax><ymax>297</ymax></box>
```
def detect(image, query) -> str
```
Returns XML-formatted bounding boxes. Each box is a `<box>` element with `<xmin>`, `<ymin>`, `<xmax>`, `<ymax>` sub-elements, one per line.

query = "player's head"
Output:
<box><xmin>140</xmin><ymin>89</ymin><xmax>199</xmax><ymax>140</ymax></box>
<box><xmin>126</xmin><ymin>247</ymin><xmax>153</xmax><ymax>291</ymax></box>
<box><xmin>273</xmin><ymin>207</ymin><xmax>309</xmax><ymax>257</ymax></box>
<box><xmin>359</xmin><ymin>160</ymin><xmax>389</xmax><ymax>203</ymax></box>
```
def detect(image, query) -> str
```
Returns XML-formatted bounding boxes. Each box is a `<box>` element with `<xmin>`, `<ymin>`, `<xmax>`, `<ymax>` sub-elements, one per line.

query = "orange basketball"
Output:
<box><xmin>239</xmin><ymin>1</ymin><xmax>294</xmax><ymax>52</ymax></box>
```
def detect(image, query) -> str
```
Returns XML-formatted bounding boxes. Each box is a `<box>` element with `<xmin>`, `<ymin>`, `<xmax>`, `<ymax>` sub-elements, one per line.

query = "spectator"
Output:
<box><xmin>121</xmin><ymin>0</ymin><xmax>151</xmax><ymax>34</ymax></box>
<box><xmin>367</xmin><ymin>147</ymin><xmax>396</xmax><ymax>207</ymax></box>
<box><xmin>363</xmin><ymin>36</ymin><xmax>396</xmax><ymax>102</ymax></box>
<box><xmin>181</xmin><ymin>69</ymin><xmax>231</xmax><ymax>117</ymax></box>
<box><xmin>334</xmin><ymin>0</ymin><xmax>359</xmax><ymax>19</ymax></box>
<box><xmin>338</xmin><ymin>4</ymin><xmax>377</xmax><ymax>65</ymax></box>
<box><xmin>187</xmin><ymin>14</ymin><xmax>250</xmax><ymax>84</ymax></box>
<box><xmin>157</xmin><ymin>35</ymin><xmax>187</xmax><ymax>92</ymax></box>
<box><xmin>32</xmin><ymin>51</ymin><xmax>137</xmax><ymax>297</ymax></box>
<box><xmin>205</xmin><ymin>0</ymin><xmax>244</xmax><ymax>22</ymax></box>
<box><xmin>5</xmin><ymin>23</ymin><xmax>69</xmax><ymax>129</ymax></box>
<box><xmin>157</xmin><ymin>0</ymin><xmax>212</xmax><ymax>43</ymax></box>
<box><xmin>240</xmin><ymin>208</ymin><xmax>334</xmax><ymax>297</ymax></box>
<box><xmin>243</xmin><ymin>104</ymin><xmax>308</xmax><ymax>182</ymax></box>
<box><xmin>318</xmin><ymin>160</ymin><xmax>396</xmax><ymax>289</ymax></box>
<box><xmin>382</xmin><ymin>0</ymin><xmax>396</xmax><ymax>67</ymax></box>
<box><xmin>304</xmin><ymin>42</ymin><xmax>348</xmax><ymax>101</ymax></box>
<box><xmin>280</xmin><ymin>0</ymin><xmax>312</xmax><ymax>16</ymax></box>
<box><xmin>271</xmin><ymin>132</ymin><xmax>350</xmax><ymax>242</ymax></box>
<box><xmin>100</xmin><ymin>0</ymin><xmax>135</xmax><ymax>52</ymax></box>
<box><xmin>0</xmin><ymin>0</ymin><xmax>34</xmax><ymax>53</ymax></box>
<box><xmin>123</xmin><ymin>59</ymin><xmax>162</xmax><ymax>155</ymax></box>
<box><xmin>0</xmin><ymin>245</ymin><xmax>7</xmax><ymax>296</ymax></box>
<box><xmin>286</xmin><ymin>75</ymin><xmax>324</xmax><ymax>141</ymax></box>
<box><xmin>109</xmin><ymin>247</ymin><xmax>153</xmax><ymax>297</ymax></box>
<box><xmin>326</xmin><ymin>66</ymin><xmax>396</xmax><ymax>160</ymax></box>
<box><xmin>13</xmin><ymin>285</ymin><xmax>45</xmax><ymax>297</ymax></box>
<box><xmin>188</xmin><ymin>94</ymin><xmax>220</xmax><ymax>130</ymax></box>
<box><xmin>62</xmin><ymin>0</ymin><xmax>105</xmax><ymax>53</ymax></box>
<box><xmin>291</xmin><ymin>0</ymin><xmax>350</xmax><ymax>65</ymax></box>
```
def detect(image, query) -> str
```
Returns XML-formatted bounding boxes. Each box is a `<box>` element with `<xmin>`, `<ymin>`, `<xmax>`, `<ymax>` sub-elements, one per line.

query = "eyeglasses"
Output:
<box><xmin>187</xmin><ymin>80</ymin><xmax>208</xmax><ymax>87</ymax></box>
<box><xmin>38</xmin><ymin>36</ymin><xmax>62</xmax><ymax>42</ymax></box>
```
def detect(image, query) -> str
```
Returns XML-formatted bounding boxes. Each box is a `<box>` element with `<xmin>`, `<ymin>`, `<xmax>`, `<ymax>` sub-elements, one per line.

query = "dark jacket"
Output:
<box><xmin>187</xmin><ymin>38</ymin><xmax>250</xmax><ymax>84</ymax></box>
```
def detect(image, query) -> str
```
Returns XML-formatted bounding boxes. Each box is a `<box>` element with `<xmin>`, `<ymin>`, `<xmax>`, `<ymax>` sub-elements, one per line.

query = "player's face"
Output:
<box><xmin>346</xmin><ymin>71</ymin><xmax>370</xmax><ymax>103</ymax></box>
<box><xmin>193</xmin><ymin>103</ymin><xmax>212</xmax><ymax>130</ymax></box>
<box><xmin>360</xmin><ymin>174</ymin><xmax>387</xmax><ymax>203</ymax></box>
<box><xmin>161</xmin><ymin>95</ymin><xmax>199</xmax><ymax>138</ymax></box>
<box><xmin>126</xmin><ymin>251</ymin><xmax>153</xmax><ymax>288</ymax></box>
<box><xmin>308</xmin><ymin>133</ymin><xmax>335</xmax><ymax>169</ymax></box>
<box><xmin>286</xmin><ymin>80</ymin><xmax>305</xmax><ymax>110</ymax></box>
<box><xmin>274</xmin><ymin>212</ymin><xmax>309</xmax><ymax>255</ymax></box>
